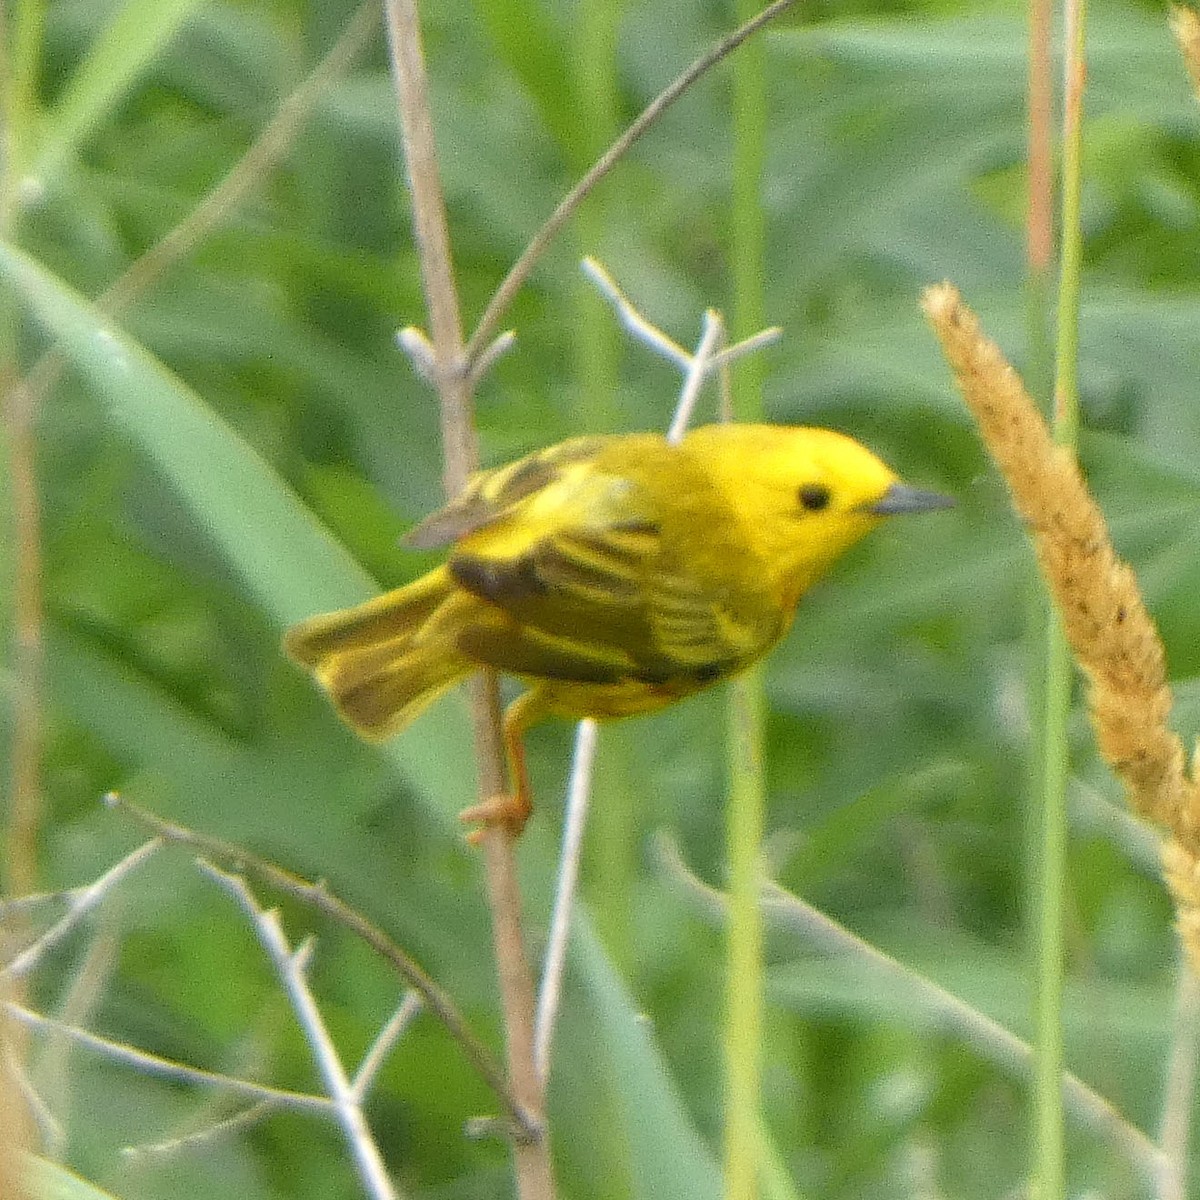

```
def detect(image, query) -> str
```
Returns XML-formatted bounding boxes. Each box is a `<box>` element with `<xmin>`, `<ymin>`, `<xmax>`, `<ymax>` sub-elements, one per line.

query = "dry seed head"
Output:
<box><xmin>1171</xmin><ymin>7</ymin><xmax>1200</xmax><ymax>100</ymax></box>
<box><xmin>921</xmin><ymin>284</ymin><xmax>1200</xmax><ymax>963</ymax></box>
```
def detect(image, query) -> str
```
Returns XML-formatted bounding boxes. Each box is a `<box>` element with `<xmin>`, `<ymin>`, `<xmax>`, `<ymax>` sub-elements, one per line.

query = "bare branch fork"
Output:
<box><xmin>199</xmin><ymin>861</ymin><xmax>411</xmax><ymax>1200</ymax></box>
<box><xmin>99</xmin><ymin>792</ymin><xmax>533</xmax><ymax>1139</ymax></box>
<box><xmin>6</xmin><ymin>845</ymin><xmax>426</xmax><ymax>1192</ymax></box>
<box><xmin>2</xmin><ymin>839</ymin><xmax>161</xmax><ymax>981</ymax></box>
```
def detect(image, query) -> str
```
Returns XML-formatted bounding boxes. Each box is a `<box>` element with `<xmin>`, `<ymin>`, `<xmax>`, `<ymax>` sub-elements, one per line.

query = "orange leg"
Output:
<box><xmin>460</xmin><ymin>688</ymin><xmax>548</xmax><ymax>841</ymax></box>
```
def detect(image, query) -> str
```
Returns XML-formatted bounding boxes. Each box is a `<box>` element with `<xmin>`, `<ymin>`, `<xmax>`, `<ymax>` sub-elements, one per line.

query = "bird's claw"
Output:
<box><xmin>459</xmin><ymin>793</ymin><xmax>532</xmax><ymax>844</ymax></box>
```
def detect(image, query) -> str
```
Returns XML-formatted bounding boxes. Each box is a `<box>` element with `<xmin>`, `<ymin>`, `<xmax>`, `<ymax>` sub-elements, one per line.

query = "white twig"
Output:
<box><xmin>534</xmin><ymin>719</ymin><xmax>599</xmax><ymax>1083</ymax></box>
<box><xmin>7</xmin><ymin>1002</ymin><xmax>334</xmax><ymax>1114</ymax></box>
<box><xmin>396</xmin><ymin>326</ymin><xmax>437</xmax><ymax>383</ymax></box>
<box><xmin>583</xmin><ymin>254</ymin><xmax>777</xmax><ymax>440</ymax></box>
<box><xmin>581</xmin><ymin>258</ymin><xmax>692</xmax><ymax>367</ymax></box>
<box><xmin>352</xmin><ymin>991</ymin><xmax>423</xmax><ymax>1102</ymax></box>
<box><xmin>4</xmin><ymin>1042</ymin><xmax>64</xmax><ymax>1152</ymax></box>
<box><xmin>708</xmin><ymin>326</ymin><xmax>782</xmax><ymax>373</ymax></box>
<box><xmin>666</xmin><ymin>310</ymin><xmax>724</xmax><ymax>445</ymax></box>
<box><xmin>469</xmin><ymin>331</ymin><xmax>518</xmax><ymax>386</ymax></box>
<box><xmin>202</xmin><ymin>863</ymin><xmax>402</xmax><ymax>1200</ymax></box>
<box><xmin>3</xmin><ymin>840</ymin><xmax>162</xmax><ymax>980</ymax></box>
<box><xmin>121</xmin><ymin>1100</ymin><xmax>279</xmax><ymax>1162</ymax></box>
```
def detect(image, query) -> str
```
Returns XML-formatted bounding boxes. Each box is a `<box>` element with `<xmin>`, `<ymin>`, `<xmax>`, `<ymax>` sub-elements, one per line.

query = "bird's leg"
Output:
<box><xmin>460</xmin><ymin>688</ymin><xmax>546</xmax><ymax>841</ymax></box>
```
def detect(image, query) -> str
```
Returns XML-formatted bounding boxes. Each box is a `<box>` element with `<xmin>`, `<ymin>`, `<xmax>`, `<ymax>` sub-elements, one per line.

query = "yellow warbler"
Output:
<box><xmin>284</xmin><ymin>424</ymin><xmax>951</xmax><ymax>834</ymax></box>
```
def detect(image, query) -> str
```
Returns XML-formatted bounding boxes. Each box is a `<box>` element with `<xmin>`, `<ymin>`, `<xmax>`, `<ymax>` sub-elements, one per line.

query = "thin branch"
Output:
<box><xmin>657</xmin><ymin>837</ymin><xmax>1166</xmax><ymax>1190</ymax></box>
<box><xmin>35</xmin><ymin>920</ymin><xmax>118</xmax><ymax>1143</ymax></box>
<box><xmin>4</xmin><ymin>1040</ymin><xmax>61</xmax><ymax>1153</ymax></box>
<box><xmin>108</xmin><ymin>4</ymin><xmax>379</xmax><ymax>312</ymax></box>
<box><xmin>382</xmin><ymin>0</ymin><xmax>473</xmax><ymax>483</ymax></box>
<box><xmin>3</xmin><ymin>840</ymin><xmax>161</xmax><ymax>980</ymax></box>
<box><xmin>581</xmin><ymin>258</ymin><xmax>693</xmax><ymax>367</ymax></box>
<box><xmin>201</xmin><ymin>863</ymin><xmax>401</xmax><ymax>1200</ymax></box>
<box><xmin>465</xmin><ymin>0</ymin><xmax>798</xmax><ymax>365</ymax></box>
<box><xmin>103</xmin><ymin>792</ymin><xmax>534</xmax><ymax>1137</ymax></box>
<box><xmin>666</xmin><ymin>311</ymin><xmax>725</xmax><ymax>445</ymax></box>
<box><xmin>8</xmin><ymin>1001</ymin><xmax>335</xmax><ymax>1114</ymax></box>
<box><xmin>710</xmin><ymin>327</ymin><xmax>782</xmax><ymax>374</ymax></box>
<box><xmin>382</xmin><ymin>4</ymin><xmax>551</xmax><ymax>1196</ymax></box>
<box><xmin>353</xmin><ymin>992</ymin><xmax>423</xmax><ymax>1103</ymax></box>
<box><xmin>3</xmin><ymin>369</ymin><xmax>43</xmax><ymax>900</ymax></box>
<box><xmin>468</xmin><ymin>331</ymin><xmax>519</xmax><ymax>388</ymax></box>
<box><xmin>534</xmin><ymin>719</ymin><xmax>598</xmax><ymax>1083</ymax></box>
<box><xmin>121</xmin><ymin>1100</ymin><xmax>279</xmax><ymax>1162</ymax></box>
<box><xmin>581</xmin><ymin>258</ymin><xmax>780</xmax><ymax>407</ymax></box>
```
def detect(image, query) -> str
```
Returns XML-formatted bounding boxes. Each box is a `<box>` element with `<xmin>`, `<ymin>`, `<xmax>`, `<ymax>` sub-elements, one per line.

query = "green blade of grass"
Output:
<box><xmin>0</xmin><ymin>240</ymin><xmax>369</xmax><ymax>623</ymax></box>
<box><xmin>572</xmin><ymin>917</ymin><xmax>722</xmax><ymax>1200</ymax></box>
<box><xmin>0</xmin><ymin>241</ymin><xmax>474</xmax><ymax>826</ymax></box>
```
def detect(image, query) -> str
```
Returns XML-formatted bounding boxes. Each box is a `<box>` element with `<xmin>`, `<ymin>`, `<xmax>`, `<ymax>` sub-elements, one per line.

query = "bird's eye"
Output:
<box><xmin>798</xmin><ymin>483</ymin><xmax>832</xmax><ymax>512</ymax></box>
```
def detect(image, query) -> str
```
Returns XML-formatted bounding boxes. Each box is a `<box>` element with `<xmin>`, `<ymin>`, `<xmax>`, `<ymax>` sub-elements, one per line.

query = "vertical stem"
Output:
<box><xmin>725</xmin><ymin>5</ymin><xmax>768</xmax><ymax>1197</ymax></box>
<box><xmin>0</xmin><ymin>0</ymin><xmax>44</xmax><ymax>226</ymax></box>
<box><xmin>1024</xmin><ymin>0</ymin><xmax>1058</xmax><ymax>1189</ymax></box>
<box><xmin>2</xmin><ymin>371</ymin><xmax>41</xmax><ymax>899</ymax></box>
<box><xmin>382</xmin><ymin>3</ymin><xmax>553</xmax><ymax>1195</ymax></box>
<box><xmin>574</xmin><ymin>0</ymin><xmax>634</xmax><ymax>967</ymax></box>
<box><xmin>1034</xmin><ymin>0</ymin><xmax>1086</xmax><ymax>1196</ymax></box>
<box><xmin>724</xmin><ymin>667</ymin><xmax>767</xmax><ymax>1200</ymax></box>
<box><xmin>1033</xmin><ymin>626</ymin><xmax>1070</xmax><ymax>1200</ymax></box>
<box><xmin>1024</xmin><ymin>0</ymin><xmax>1054</xmax><ymax>406</ymax></box>
<box><xmin>1159</xmin><ymin>966</ymin><xmax>1200</xmax><ymax>1200</ymax></box>
<box><xmin>1054</xmin><ymin>0</ymin><xmax>1086</xmax><ymax>448</ymax></box>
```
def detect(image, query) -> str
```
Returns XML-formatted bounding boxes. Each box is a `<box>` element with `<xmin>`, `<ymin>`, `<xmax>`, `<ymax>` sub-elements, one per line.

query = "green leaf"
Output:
<box><xmin>33</xmin><ymin>0</ymin><xmax>205</xmax><ymax>185</ymax></box>
<box><xmin>0</xmin><ymin>241</ymin><xmax>473</xmax><ymax>827</ymax></box>
<box><xmin>0</xmin><ymin>240</ymin><xmax>369</xmax><ymax>625</ymax></box>
<box><xmin>570</xmin><ymin>918</ymin><xmax>722</xmax><ymax>1200</ymax></box>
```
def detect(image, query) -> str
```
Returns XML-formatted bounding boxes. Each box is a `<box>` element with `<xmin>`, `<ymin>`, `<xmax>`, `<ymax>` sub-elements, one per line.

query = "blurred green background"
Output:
<box><xmin>3</xmin><ymin>0</ymin><xmax>1199</xmax><ymax>1196</ymax></box>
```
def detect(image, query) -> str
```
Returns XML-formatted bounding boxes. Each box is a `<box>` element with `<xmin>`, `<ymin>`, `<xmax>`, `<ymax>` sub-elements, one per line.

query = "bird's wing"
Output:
<box><xmin>446</xmin><ymin>475</ymin><xmax>764</xmax><ymax>685</ymax></box>
<box><xmin>404</xmin><ymin>436</ymin><xmax>609</xmax><ymax>549</ymax></box>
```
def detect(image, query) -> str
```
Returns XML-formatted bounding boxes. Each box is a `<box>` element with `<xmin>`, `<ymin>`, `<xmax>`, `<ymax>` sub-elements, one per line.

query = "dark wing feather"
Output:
<box><xmin>449</xmin><ymin>508</ymin><xmax>764</xmax><ymax>685</ymax></box>
<box><xmin>405</xmin><ymin>436</ymin><xmax>609</xmax><ymax>548</ymax></box>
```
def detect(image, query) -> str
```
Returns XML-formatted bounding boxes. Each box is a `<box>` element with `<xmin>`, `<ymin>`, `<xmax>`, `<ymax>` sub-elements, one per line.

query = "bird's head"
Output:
<box><xmin>683</xmin><ymin>424</ymin><xmax>953</xmax><ymax>605</ymax></box>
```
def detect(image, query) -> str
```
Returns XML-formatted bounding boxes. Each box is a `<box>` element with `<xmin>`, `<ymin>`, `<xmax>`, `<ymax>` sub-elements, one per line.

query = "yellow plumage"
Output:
<box><xmin>284</xmin><ymin>424</ymin><xmax>952</xmax><ymax>834</ymax></box>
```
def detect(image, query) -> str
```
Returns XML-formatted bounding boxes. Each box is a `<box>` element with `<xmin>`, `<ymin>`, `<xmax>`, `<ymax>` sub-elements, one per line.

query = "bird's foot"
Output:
<box><xmin>459</xmin><ymin>792</ymin><xmax>532</xmax><ymax>844</ymax></box>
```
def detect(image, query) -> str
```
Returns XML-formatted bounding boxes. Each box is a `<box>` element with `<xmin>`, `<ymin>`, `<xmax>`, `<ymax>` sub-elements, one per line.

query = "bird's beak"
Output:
<box><xmin>867</xmin><ymin>482</ymin><xmax>955</xmax><ymax>516</ymax></box>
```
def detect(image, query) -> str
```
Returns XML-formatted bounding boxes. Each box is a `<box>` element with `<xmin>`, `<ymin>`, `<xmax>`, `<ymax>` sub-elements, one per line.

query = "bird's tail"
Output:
<box><xmin>283</xmin><ymin>566</ymin><xmax>471</xmax><ymax>741</ymax></box>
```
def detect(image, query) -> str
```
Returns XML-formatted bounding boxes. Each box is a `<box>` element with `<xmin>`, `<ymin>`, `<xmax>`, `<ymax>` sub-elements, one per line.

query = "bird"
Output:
<box><xmin>284</xmin><ymin>424</ymin><xmax>953</xmax><ymax>836</ymax></box>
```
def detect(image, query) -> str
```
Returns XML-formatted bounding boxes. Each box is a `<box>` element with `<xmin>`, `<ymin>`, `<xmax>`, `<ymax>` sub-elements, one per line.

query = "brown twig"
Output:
<box><xmin>2</xmin><ymin>368</ymin><xmax>42</xmax><ymax>902</ymax></box>
<box><xmin>0</xmin><ymin>979</ymin><xmax>32</xmax><ymax>1200</ymax></box>
<box><xmin>463</xmin><ymin>0</ymin><xmax>798</xmax><ymax>366</ymax></box>
<box><xmin>103</xmin><ymin>793</ymin><xmax>536</xmax><ymax>1141</ymax></box>
<box><xmin>381</xmin><ymin>3</ymin><xmax>552</xmax><ymax>1193</ymax></box>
